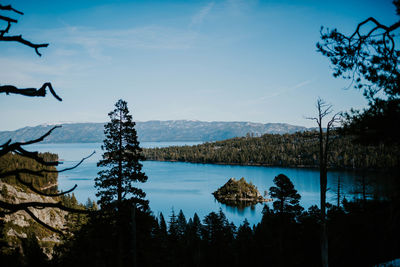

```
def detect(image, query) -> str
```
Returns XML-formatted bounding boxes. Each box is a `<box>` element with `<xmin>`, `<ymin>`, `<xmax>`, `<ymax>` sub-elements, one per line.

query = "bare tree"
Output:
<box><xmin>307</xmin><ymin>98</ymin><xmax>340</xmax><ymax>267</ymax></box>
<box><xmin>0</xmin><ymin>4</ymin><xmax>92</xmax><ymax>235</ymax></box>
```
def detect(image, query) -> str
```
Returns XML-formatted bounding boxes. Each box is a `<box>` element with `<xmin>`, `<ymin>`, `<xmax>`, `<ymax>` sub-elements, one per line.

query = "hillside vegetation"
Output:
<box><xmin>0</xmin><ymin>153</ymin><xmax>89</xmax><ymax>260</ymax></box>
<box><xmin>143</xmin><ymin>131</ymin><xmax>400</xmax><ymax>169</ymax></box>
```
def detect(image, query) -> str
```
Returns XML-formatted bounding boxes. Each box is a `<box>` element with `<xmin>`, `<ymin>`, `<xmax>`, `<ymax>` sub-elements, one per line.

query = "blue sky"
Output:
<box><xmin>0</xmin><ymin>0</ymin><xmax>397</xmax><ymax>130</ymax></box>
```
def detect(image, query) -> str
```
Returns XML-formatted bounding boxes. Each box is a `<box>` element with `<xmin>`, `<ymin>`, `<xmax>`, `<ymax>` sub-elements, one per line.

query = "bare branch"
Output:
<box><xmin>0</xmin><ymin>21</ymin><xmax>11</xmax><ymax>37</ymax></box>
<box><xmin>57</xmin><ymin>151</ymin><xmax>96</xmax><ymax>172</ymax></box>
<box><xmin>0</xmin><ymin>35</ymin><xmax>49</xmax><ymax>56</ymax></box>
<box><xmin>24</xmin><ymin>208</ymin><xmax>64</xmax><ymax>235</ymax></box>
<box><xmin>0</xmin><ymin>4</ymin><xmax>48</xmax><ymax>56</ymax></box>
<box><xmin>0</xmin><ymin>4</ymin><xmax>88</xmax><ymax>235</ymax></box>
<box><xmin>0</xmin><ymin>14</ymin><xmax>16</xmax><ymax>23</ymax></box>
<box><xmin>0</xmin><ymin>125</ymin><xmax>61</xmax><ymax>158</ymax></box>
<box><xmin>15</xmin><ymin>173</ymin><xmax>78</xmax><ymax>197</ymax></box>
<box><xmin>0</xmin><ymin>199</ymin><xmax>90</xmax><ymax>215</ymax></box>
<box><xmin>0</xmin><ymin>4</ymin><xmax>23</xmax><ymax>15</ymax></box>
<box><xmin>0</xmin><ymin>83</ymin><xmax>62</xmax><ymax>101</ymax></box>
<box><xmin>0</xmin><ymin>150</ymin><xmax>96</xmax><ymax>179</ymax></box>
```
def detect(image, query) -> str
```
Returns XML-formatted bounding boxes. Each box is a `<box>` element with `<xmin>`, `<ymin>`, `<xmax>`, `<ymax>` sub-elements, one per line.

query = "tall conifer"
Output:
<box><xmin>95</xmin><ymin>99</ymin><xmax>148</xmax><ymax>208</ymax></box>
<box><xmin>95</xmin><ymin>99</ymin><xmax>147</xmax><ymax>267</ymax></box>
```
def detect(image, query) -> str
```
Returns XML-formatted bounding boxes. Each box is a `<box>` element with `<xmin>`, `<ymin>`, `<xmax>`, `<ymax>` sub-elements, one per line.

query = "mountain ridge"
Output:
<box><xmin>0</xmin><ymin>120</ymin><xmax>308</xmax><ymax>143</ymax></box>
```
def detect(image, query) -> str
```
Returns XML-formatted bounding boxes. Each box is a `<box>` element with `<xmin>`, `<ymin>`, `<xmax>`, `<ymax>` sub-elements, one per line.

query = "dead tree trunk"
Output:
<box><xmin>308</xmin><ymin>98</ymin><xmax>340</xmax><ymax>267</ymax></box>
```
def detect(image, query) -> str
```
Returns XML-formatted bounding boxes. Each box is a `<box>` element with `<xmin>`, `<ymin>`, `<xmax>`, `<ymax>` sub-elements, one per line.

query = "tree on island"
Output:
<box><xmin>95</xmin><ymin>99</ymin><xmax>148</xmax><ymax>267</ymax></box>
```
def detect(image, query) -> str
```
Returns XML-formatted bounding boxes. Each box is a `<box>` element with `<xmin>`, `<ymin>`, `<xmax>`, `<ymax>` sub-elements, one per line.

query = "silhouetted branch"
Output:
<box><xmin>0</xmin><ymin>199</ymin><xmax>89</xmax><ymax>215</ymax></box>
<box><xmin>24</xmin><ymin>208</ymin><xmax>64</xmax><ymax>235</ymax></box>
<box><xmin>0</xmin><ymin>35</ymin><xmax>49</xmax><ymax>56</ymax></box>
<box><xmin>0</xmin><ymin>83</ymin><xmax>62</xmax><ymax>101</ymax></box>
<box><xmin>0</xmin><ymin>4</ymin><xmax>23</xmax><ymax>15</ymax></box>
<box><xmin>0</xmin><ymin>4</ymin><xmax>48</xmax><ymax>56</ymax></box>
<box><xmin>15</xmin><ymin>173</ymin><xmax>78</xmax><ymax>197</ymax></box>
<box><xmin>57</xmin><ymin>151</ymin><xmax>96</xmax><ymax>172</ymax></box>
<box><xmin>0</xmin><ymin>150</ymin><xmax>96</xmax><ymax>179</ymax></box>
<box><xmin>0</xmin><ymin>151</ymin><xmax>96</xmax><ymax>197</ymax></box>
<box><xmin>317</xmin><ymin>14</ymin><xmax>400</xmax><ymax>100</ymax></box>
<box><xmin>0</xmin><ymin>14</ymin><xmax>16</xmax><ymax>23</ymax></box>
<box><xmin>0</xmin><ymin>4</ymin><xmax>85</xmax><ymax>235</ymax></box>
<box><xmin>305</xmin><ymin>98</ymin><xmax>333</xmax><ymax>127</ymax></box>
<box><xmin>0</xmin><ymin>126</ymin><xmax>61</xmax><ymax>158</ymax></box>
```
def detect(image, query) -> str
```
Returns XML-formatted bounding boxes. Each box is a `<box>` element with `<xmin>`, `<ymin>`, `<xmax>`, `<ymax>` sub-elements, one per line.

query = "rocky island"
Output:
<box><xmin>212</xmin><ymin>177</ymin><xmax>271</xmax><ymax>207</ymax></box>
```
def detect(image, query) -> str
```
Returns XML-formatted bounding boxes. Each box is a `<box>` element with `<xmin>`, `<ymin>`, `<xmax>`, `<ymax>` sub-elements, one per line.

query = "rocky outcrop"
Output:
<box><xmin>212</xmin><ymin>177</ymin><xmax>271</xmax><ymax>207</ymax></box>
<box><xmin>0</xmin><ymin>181</ymin><xmax>67</xmax><ymax>258</ymax></box>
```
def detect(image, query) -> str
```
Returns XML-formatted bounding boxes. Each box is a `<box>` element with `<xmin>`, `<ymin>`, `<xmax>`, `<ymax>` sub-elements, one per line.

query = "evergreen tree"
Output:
<box><xmin>94</xmin><ymin>99</ymin><xmax>147</xmax><ymax>267</ymax></box>
<box><xmin>95</xmin><ymin>99</ymin><xmax>148</xmax><ymax>208</ymax></box>
<box><xmin>188</xmin><ymin>213</ymin><xmax>202</xmax><ymax>240</ymax></box>
<box><xmin>317</xmin><ymin>1</ymin><xmax>400</xmax><ymax>144</ymax></box>
<box><xmin>168</xmin><ymin>208</ymin><xmax>178</xmax><ymax>240</ymax></box>
<box><xmin>177</xmin><ymin>209</ymin><xmax>187</xmax><ymax>238</ymax></box>
<box><xmin>158</xmin><ymin>212</ymin><xmax>168</xmax><ymax>237</ymax></box>
<box><xmin>269</xmin><ymin>174</ymin><xmax>303</xmax><ymax>216</ymax></box>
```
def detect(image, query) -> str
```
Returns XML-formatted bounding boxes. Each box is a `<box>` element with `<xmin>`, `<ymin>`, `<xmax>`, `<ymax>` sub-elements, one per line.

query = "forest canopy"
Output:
<box><xmin>143</xmin><ymin>131</ymin><xmax>400</xmax><ymax>169</ymax></box>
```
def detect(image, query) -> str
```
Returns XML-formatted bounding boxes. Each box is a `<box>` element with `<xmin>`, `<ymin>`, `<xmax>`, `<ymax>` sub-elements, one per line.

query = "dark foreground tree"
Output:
<box><xmin>269</xmin><ymin>174</ymin><xmax>302</xmax><ymax>216</ymax></box>
<box><xmin>95</xmin><ymin>99</ymin><xmax>147</xmax><ymax>207</ymax></box>
<box><xmin>266</xmin><ymin>174</ymin><xmax>303</xmax><ymax>266</ymax></box>
<box><xmin>95</xmin><ymin>99</ymin><xmax>148</xmax><ymax>267</ymax></box>
<box><xmin>317</xmin><ymin>1</ymin><xmax>400</xmax><ymax>144</ymax></box>
<box><xmin>307</xmin><ymin>98</ymin><xmax>340</xmax><ymax>267</ymax></box>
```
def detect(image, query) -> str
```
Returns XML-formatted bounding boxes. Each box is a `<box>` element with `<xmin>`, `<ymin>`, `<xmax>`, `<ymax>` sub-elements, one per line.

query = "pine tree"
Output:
<box><xmin>94</xmin><ymin>99</ymin><xmax>147</xmax><ymax>267</ymax></box>
<box><xmin>177</xmin><ymin>210</ymin><xmax>187</xmax><ymax>238</ymax></box>
<box><xmin>95</xmin><ymin>99</ymin><xmax>148</xmax><ymax>208</ymax></box>
<box><xmin>269</xmin><ymin>174</ymin><xmax>303</xmax><ymax>216</ymax></box>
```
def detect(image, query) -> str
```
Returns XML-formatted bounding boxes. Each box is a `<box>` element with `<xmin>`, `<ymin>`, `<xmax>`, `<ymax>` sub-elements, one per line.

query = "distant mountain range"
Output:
<box><xmin>0</xmin><ymin>120</ymin><xmax>308</xmax><ymax>143</ymax></box>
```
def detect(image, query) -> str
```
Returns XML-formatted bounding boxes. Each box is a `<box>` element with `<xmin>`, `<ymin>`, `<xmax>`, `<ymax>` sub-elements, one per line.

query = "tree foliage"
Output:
<box><xmin>53</xmin><ymin>197</ymin><xmax>400</xmax><ymax>267</ymax></box>
<box><xmin>143</xmin><ymin>130</ymin><xmax>400</xmax><ymax>169</ymax></box>
<box><xmin>95</xmin><ymin>99</ymin><xmax>148</xmax><ymax>208</ymax></box>
<box><xmin>269</xmin><ymin>174</ymin><xmax>302</xmax><ymax>215</ymax></box>
<box><xmin>317</xmin><ymin>1</ymin><xmax>400</xmax><ymax>144</ymax></box>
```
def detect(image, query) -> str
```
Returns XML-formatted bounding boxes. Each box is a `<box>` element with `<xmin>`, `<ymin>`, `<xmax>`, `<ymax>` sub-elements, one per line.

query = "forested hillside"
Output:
<box><xmin>0</xmin><ymin>152</ymin><xmax>58</xmax><ymax>191</ymax></box>
<box><xmin>0</xmin><ymin>152</ymin><xmax>89</xmax><ymax>261</ymax></box>
<box><xmin>143</xmin><ymin>131</ymin><xmax>400</xmax><ymax>169</ymax></box>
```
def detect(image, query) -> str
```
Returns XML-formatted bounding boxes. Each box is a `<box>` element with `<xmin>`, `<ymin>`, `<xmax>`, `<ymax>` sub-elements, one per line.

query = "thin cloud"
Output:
<box><xmin>0</xmin><ymin>56</ymin><xmax>84</xmax><ymax>86</ymax></box>
<box><xmin>240</xmin><ymin>79</ymin><xmax>313</xmax><ymax>107</ymax></box>
<box><xmin>41</xmin><ymin>25</ymin><xmax>199</xmax><ymax>60</ymax></box>
<box><xmin>259</xmin><ymin>80</ymin><xmax>312</xmax><ymax>100</ymax></box>
<box><xmin>190</xmin><ymin>2</ymin><xmax>215</xmax><ymax>26</ymax></box>
<box><xmin>225</xmin><ymin>0</ymin><xmax>255</xmax><ymax>15</ymax></box>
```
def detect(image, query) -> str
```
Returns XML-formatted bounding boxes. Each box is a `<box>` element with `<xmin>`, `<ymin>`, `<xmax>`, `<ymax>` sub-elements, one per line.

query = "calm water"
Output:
<box><xmin>30</xmin><ymin>142</ymin><xmax>371</xmax><ymax>226</ymax></box>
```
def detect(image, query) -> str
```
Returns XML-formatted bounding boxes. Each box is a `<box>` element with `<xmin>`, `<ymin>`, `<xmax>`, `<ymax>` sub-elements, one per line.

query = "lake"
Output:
<box><xmin>30</xmin><ymin>142</ymin><xmax>376</xmax><ymax>226</ymax></box>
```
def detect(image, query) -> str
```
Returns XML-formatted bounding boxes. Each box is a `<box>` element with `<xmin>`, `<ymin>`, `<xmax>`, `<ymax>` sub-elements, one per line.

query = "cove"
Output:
<box><xmin>30</xmin><ymin>142</ymin><xmax>377</xmax><ymax>226</ymax></box>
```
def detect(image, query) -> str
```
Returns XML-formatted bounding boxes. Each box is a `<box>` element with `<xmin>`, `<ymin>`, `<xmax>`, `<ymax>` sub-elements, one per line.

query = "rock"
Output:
<box><xmin>0</xmin><ymin>181</ymin><xmax>68</xmax><ymax>258</ymax></box>
<box><xmin>212</xmin><ymin>177</ymin><xmax>271</xmax><ymax>207</ymax></box>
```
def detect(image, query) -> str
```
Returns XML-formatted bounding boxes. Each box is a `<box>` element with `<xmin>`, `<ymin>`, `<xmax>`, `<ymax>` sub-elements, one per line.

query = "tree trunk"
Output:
<box><xmin>320</xmin><ymin>167</ymin><xmax>329</xmax><ymax>267</ymax></box>
<box><xmin>131</xmin><ymin>204</ymin><xmax>137</xmax><ymax>267</ymax></box>
<box><xmin>319</xmin><ymin>116</ymin><xmax>329</xmax><ymax>267</ymax></box>
<box><xmin>337</xmin><ymin>176</ymin><xmax>341</xmax><ymax>207</ymax></box>
<box><xmin>118</xmin><ymin>111</ymin><xmax>123</xmax><ymax>267</ymax></box>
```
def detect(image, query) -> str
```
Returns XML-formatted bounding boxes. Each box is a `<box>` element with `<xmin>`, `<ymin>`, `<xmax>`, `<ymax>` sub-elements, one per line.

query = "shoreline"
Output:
<box><xmin>143</xmin><ymin>159</ymin><xmax>390</xmax><ymax>172</ymax></box>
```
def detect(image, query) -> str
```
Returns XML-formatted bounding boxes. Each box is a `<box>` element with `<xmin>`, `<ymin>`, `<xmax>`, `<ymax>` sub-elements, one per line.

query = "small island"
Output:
<box><xmin>212</xmin><ymin>177</ymin><xmax>271</xmax><ymax>207</ymax></box>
